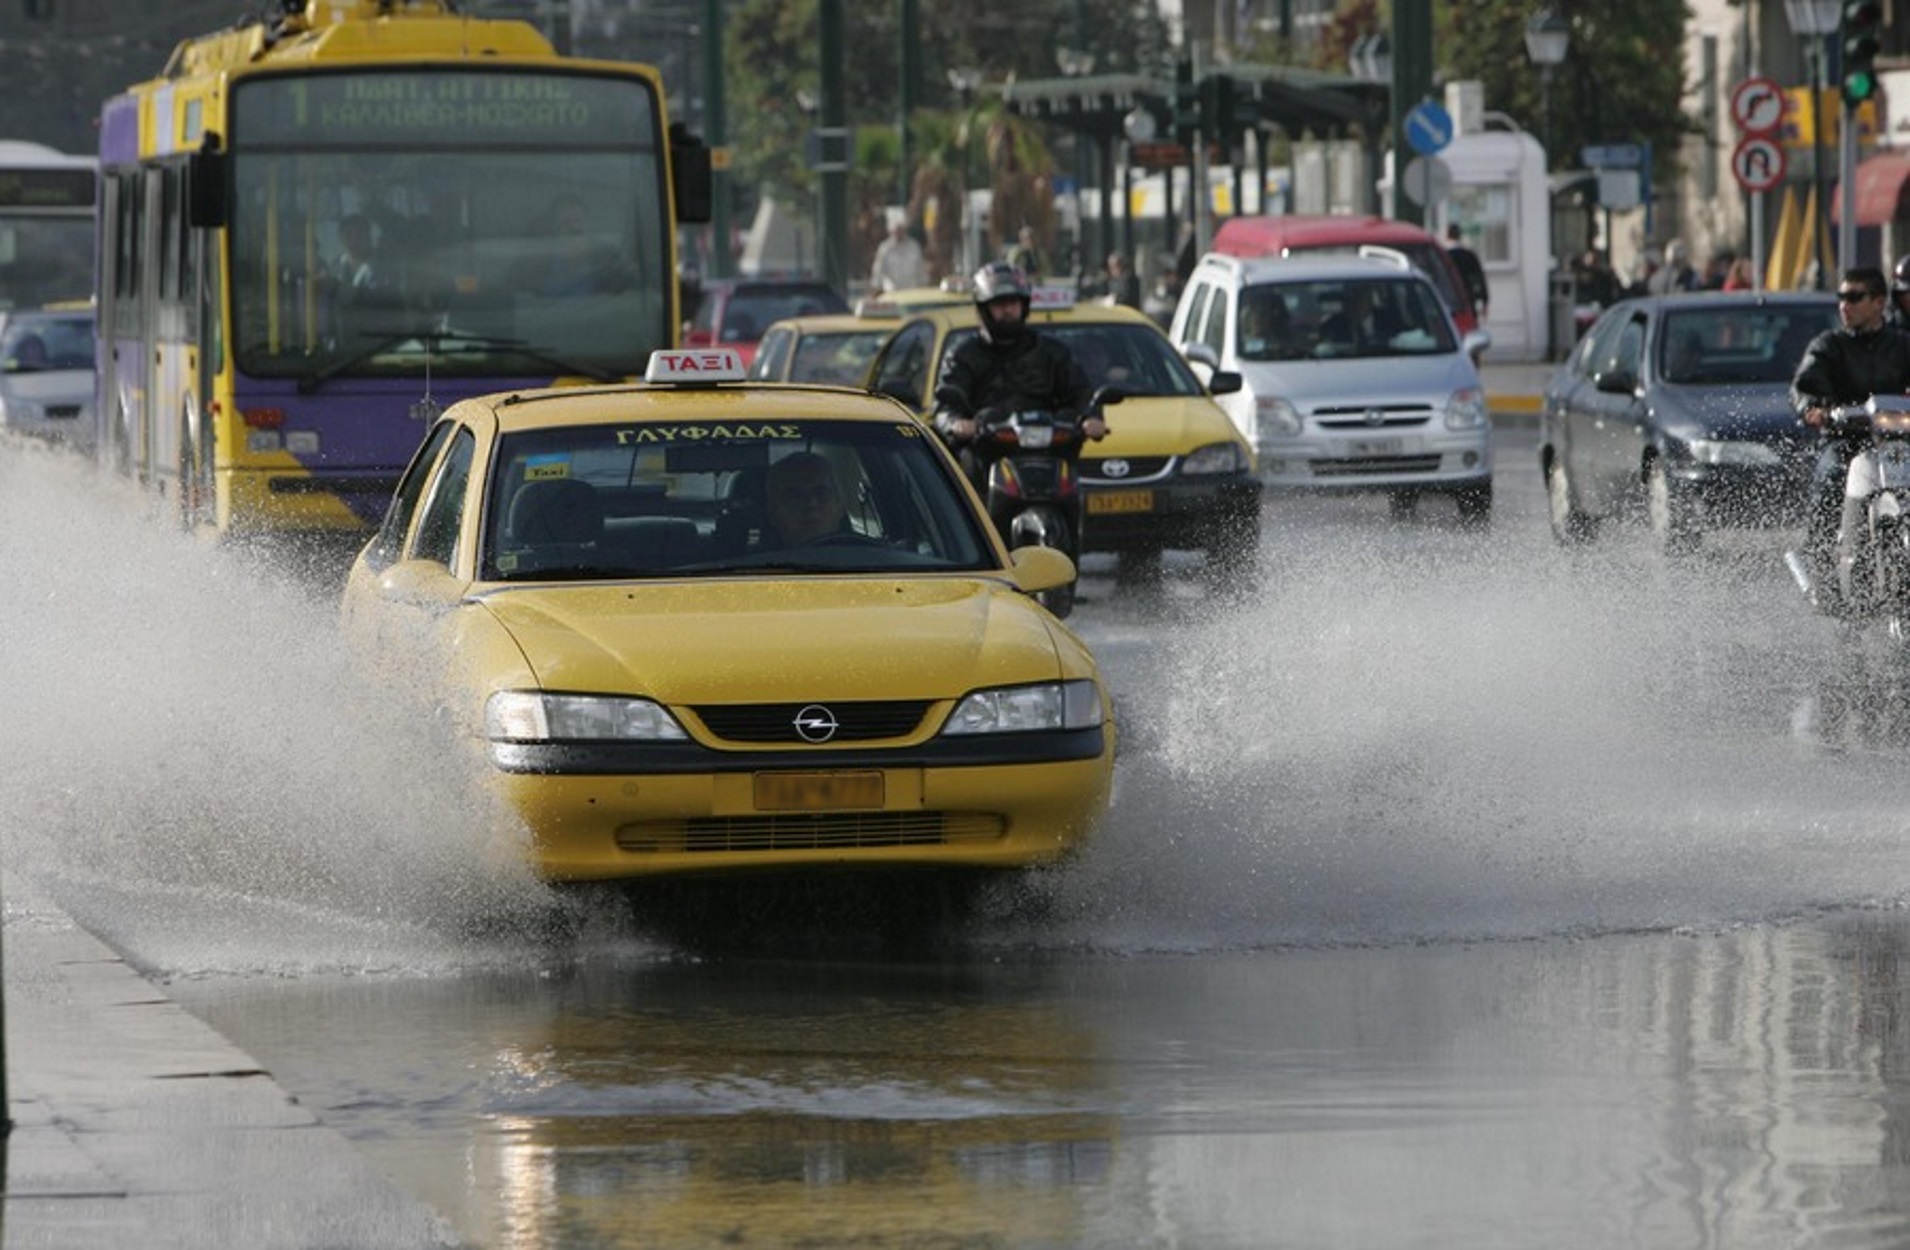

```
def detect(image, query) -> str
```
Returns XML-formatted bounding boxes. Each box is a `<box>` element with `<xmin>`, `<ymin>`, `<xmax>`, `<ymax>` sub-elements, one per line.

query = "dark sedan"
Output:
<box><xmin>1539</xmin><ymin>292</ymin><xmax>1837</xmax><ymax>552</ymax></box>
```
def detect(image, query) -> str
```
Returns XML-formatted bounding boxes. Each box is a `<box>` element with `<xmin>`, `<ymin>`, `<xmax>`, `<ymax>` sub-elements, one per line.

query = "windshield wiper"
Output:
<box><xmin>298</xmin><ymin>331</ymin><xmax>620</xmax><ymax>395</ymax></box>
<box><xmin>297</xmin><ymin>328</ymin><xmax>446</xmax><ymax>394</ymax></box>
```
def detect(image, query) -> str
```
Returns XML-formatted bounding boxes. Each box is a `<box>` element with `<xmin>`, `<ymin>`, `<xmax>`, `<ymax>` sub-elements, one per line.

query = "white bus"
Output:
<box><xmin>0</xmin><ymin>140</ymin><xmax>96</xmax><ymax>310</ymax></box>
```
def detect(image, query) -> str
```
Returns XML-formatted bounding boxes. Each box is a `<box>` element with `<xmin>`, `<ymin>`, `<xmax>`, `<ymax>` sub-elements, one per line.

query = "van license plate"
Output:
<box><xmin>755</xmin><ymin>771</ymin><xmax>885</xmax><ymax>811</ymax></box>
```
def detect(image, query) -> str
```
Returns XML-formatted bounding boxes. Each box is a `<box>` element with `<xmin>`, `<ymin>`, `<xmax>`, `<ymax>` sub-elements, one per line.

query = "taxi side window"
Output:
<box><xmin>873</xmin><ymin>321</ymin><xmax>933</xmax><ymax>404</ymax></box>
<box><xmin>412</xmin><ymin>427</ymin><xmax>476</xmax><ymax>569</ymax></box>
<box><xmin>365</xmin><ymin>421</ymin><xmax>457</xmax><ymax>572</ymax></box>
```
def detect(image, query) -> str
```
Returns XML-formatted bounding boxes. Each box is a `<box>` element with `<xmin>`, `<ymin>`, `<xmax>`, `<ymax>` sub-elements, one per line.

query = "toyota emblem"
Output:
<box><xmin>793</xmin><ymin>704</ymin><xmax>840</xmax><ymax>743</ymax></box>
<box><xmin>1101</xmin><ymin>458</ymin><xmax>1132</xmax><ymax>479</ymax></box>
<box><xmin>1363</xmin><ymin>408</ymin><xmax>1386</xmax><ymax>427</ymax></box>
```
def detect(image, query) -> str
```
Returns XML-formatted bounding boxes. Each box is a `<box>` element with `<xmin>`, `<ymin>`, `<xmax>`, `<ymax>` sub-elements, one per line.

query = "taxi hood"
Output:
<box><xmin>475</xmin><ymin>577</ymin><xmax>1074</xmax><ymax>703</ymax></box>
<box><xmin>1086</xmin><ymin>395</ymin><xmax>1242</xmax><ymax>458</ymax></box>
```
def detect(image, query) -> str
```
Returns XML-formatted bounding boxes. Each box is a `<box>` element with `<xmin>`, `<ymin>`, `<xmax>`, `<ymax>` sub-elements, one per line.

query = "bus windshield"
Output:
<box><xmin>228</xmin><ymin>69</ymin><xmax>670</xmax><ymax>383</ymax></box>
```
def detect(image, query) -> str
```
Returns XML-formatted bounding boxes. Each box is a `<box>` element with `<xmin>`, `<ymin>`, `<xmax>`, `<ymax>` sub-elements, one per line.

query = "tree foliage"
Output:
<box><xmin>1434</xmin><ymin>0</ymin><xmax>1692</xmax><ymax>179</ymax></box>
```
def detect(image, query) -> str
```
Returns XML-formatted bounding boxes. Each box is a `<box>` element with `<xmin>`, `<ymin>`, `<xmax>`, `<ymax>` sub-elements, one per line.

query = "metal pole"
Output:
<box><xmin>1810</xmin><ymin>36</ymin><xmax>1829</xmax><ymax>288</ymax></box>
<box><xmin>818</xmin><ymin>0</ymin><xmax>849</xmax><ymax>294</ymax></box>
<box><xmin>1839</xmin><ymin>97</ymin><xmax>1858</xmax><ymax>269</ymax></box>
<box><xmin>702</xmin><ymin>0</ymin><xmax>732</xmax><ymax>280</ymax></box>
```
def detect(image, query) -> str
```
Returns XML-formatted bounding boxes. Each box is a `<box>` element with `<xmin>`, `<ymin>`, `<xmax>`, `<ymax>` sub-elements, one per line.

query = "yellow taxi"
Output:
<box><xmin>863</xmin><ymin>289</ymin><xmax>1262</xmax><ymax>578</ymax></box>
<box><xmin>746</xmin><ymin>312</ymin><xmax>896</xmax><ymax>385</ymax></box>
<box><xmin>341</xmin><ymin>349</ymin><xmax>1116</xmax><ymax>883</ymax></box>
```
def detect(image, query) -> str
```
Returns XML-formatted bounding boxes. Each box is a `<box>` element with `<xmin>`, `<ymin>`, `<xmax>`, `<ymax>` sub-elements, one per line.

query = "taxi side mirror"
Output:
<box><xmin>1010</xmin><ymin>545</ymin><xmax>1075</xmax><ymax>594</ymax></box>
<box><xmin>377</xmin><ymin>559</ymin><xmax>465</xmax><ymax>613</ymax></box>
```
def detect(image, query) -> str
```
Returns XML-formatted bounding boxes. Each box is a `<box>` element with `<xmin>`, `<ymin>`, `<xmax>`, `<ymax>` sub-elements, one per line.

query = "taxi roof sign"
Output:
<box><xmin>1029</xmin><ymin>285</ymin><xmax>1077</xmax><ymax>311</ymax></box>
<box><xmin>644</xmin><ymin>348</ymin><xmax>747</xmax><ymax>384</ymax></box>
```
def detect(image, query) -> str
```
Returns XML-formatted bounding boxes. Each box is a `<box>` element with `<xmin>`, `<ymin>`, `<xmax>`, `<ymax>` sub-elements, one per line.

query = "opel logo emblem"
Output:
<box><xmin>1102</xmin><ymin>458</ymin><xmax>1132</xmax><ymax>478</ymax></box>
<box><xmin>1364</xmin><ymin>408</ymin><xmax>1385</xmax><ymax>427</ymax></box>
<box><xmin>793</xmin><ymin>704</ymin><xmax>840</xmax><ymax>743</ymax></box>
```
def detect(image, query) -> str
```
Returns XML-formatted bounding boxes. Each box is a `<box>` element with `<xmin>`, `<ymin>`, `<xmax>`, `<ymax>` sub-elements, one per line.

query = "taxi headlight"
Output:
<box><xmin>1256</xmin><ymin>396</ymin><xmax>1303</xmax><ymax>439</ymax></box>
<box><xmin>1445</xmin><ymin>387</ymin><xmax>1489</xmax><ymax>430</ymax></box>
<box><xmin>1687</xmin><ymin>438</ymin><xmax>1780</xmax><ymax>467</ymax></box>
<box><xmin>1181</xmin><ymin>441</ymin><xmax>1247</xmax><ymax>475</ymax></box>
<box><xmin>942</xmin><ymin>680</ymin><xmax>1103</xmax><ymax>735</ymax></box>
<box><xmin>485</xmin><ymin>691</ymin><xmax>688</xmax><ymax>741</ymax></box>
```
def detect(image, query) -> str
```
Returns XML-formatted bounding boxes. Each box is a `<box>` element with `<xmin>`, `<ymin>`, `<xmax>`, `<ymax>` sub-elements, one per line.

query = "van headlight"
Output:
<box><xmin>1256</xmin><ymin>395</ymin><xmax>1302</xmax><ymax>439</ymax></box>
<box><xmin>942</xmin><ymin>680</ymin><xmax>1103</xmax><ymax>734</ymax></box>
<box><xmin>1445</xmin><ymin>387</ymin><xmax>1488</xmax><ymax>430</ymax></box>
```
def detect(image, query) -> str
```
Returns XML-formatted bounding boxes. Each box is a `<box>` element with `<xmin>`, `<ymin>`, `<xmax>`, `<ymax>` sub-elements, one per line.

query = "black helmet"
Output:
<box><xmin>1894</xmin><ymin>253</ymin><xmax>1910</xmax><ymax>294</ymax></box>
<box><xmin>972</xmin><ymin>261</ymin><xmax>1031</xmax><ymax>344</ymax></box>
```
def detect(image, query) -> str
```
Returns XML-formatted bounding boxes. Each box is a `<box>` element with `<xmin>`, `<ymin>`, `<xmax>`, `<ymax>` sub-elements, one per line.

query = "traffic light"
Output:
<box><xmin>1199</xmin><ymin>74</ymin><xmax>1237</xmax><ymax>138</ymax></box>
<box><xmin>1842</xmin><ymin>0</ymin><xmax>1882</xmax><ymax>108</ymax></box>
<box><xmin>1172</xmin><ymin>59</ymin><xmax>1198</xmax><ymax>145</ymax></box>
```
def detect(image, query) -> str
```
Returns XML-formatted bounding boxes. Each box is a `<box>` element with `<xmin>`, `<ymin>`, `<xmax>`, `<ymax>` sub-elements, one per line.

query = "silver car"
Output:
<box><xmin>1170</xmin><ymin>253</ymin><xmax>1494</xmax><ymax>523</ymax></box>
<box><xmin>0</xmin><ymin>308</ymin><xmax>95</xmax><ymax>452</ymax></box>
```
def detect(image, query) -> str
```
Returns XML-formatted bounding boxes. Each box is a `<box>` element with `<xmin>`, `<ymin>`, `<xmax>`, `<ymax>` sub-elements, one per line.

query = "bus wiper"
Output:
<box><xmin>297</xmin><ymin>331</ymin><xmax>620</xmax><ymax>395</ymax></box>
<box><xmin>297</xmin><ymin>328</ymin><xmax>445</xmax><ymax>394</ymax></box>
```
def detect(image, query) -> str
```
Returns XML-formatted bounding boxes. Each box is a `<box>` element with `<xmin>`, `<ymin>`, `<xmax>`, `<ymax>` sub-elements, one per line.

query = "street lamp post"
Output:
<box><xmin>1523</xmin><ymin>8</ymin><xmax>1570</xmax><ymax>169</ymax></box>
<box><xmin>1057</xmin><ymin>47</ymin><xmax>1096</xmax><ymax>279</ymax></box>
<box><xmin>948</xmin><ymin>68</ymin><xmax>985</xmax><ymax>274</ymax></box>
<box><xmin>1785</xmin><ymin>0</ymin><xmax>1839</xmax><ymax>289</ymax></box>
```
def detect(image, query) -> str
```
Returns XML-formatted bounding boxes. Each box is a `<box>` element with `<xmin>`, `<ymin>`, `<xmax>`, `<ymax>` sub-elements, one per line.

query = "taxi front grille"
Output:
<box><xmin>616</xmin><ymin>812</ymin><xmax>1006</xmax><ymax>853</ymax></box>
<box><xmin>1081</xmin><ymin>456</ymin><xmax>1171</xmax><ymax>482</ymax></box>
<box><xmin>693</xmin><ymin>700</ymin><xmax>934</xmax><ymax>743</ymax></box>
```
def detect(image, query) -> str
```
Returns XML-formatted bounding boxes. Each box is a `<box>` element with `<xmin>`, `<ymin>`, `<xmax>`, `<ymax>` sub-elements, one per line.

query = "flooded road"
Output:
<box><xmin>9</xmin><ymin>430</ymin><xmax>1910</xmax><ymax>1247</ymax></box>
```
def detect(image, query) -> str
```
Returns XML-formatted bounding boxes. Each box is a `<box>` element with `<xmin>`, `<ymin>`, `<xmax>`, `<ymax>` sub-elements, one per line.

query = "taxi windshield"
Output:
<box><xmin>481</xmin><ymin>417</ymin><xmax>996</xmax><ymax>580</ymax></box>
<box><xmin>227</xmin><ymin>70</ymin><xmax>670</xmax><ymax>383</ymax></box>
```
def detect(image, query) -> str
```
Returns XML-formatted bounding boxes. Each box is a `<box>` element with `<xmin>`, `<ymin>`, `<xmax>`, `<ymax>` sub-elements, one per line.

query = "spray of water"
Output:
<box><xmin>999</xmin><ymin>516</ymin><xmax>1910</xmax><ymax>950</ymax></box>
<box><xmin>0</xmin><ymin>439</ymin><xmax>591</xmax><ymax>978</ymax></box>
<box><xmin>11</xmin><ymin>440</ymin><xmax>1909</xmax><ymax>967</ymax></box>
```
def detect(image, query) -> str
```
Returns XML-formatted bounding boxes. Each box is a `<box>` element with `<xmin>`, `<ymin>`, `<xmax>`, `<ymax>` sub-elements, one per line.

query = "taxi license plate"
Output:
<box><xmin>1349</xmin><ymin>438</ymin><xmax>1404</xmax><ymax>457</ymax></box>
<box><xmin>754</xmin><ymin>771</ymin><xmax>885</xmax><ymax>811</ymax></box>
<box><xmin>1088</xmin><ymin>489</ymin><xmax>1155</xmax><ymax>515</ymax></box>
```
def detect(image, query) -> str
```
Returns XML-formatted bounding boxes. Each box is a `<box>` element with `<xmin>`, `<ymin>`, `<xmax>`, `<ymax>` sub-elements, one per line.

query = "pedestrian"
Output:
<box><xmin>870</xmin><ymin>215</ymin><xmax>928</xmax><ymax>293</ymax></box>
<box><xmin>1443</xmin><ymin>223</ymin><xmax>1489</xmax><ymax>321</ymax></box>
<box><xmin>1102</xmin><ymin>251</ymin><xmax>1142</xmax><ymax>309</ymax></box>
<box><xmin>1008</xmin><ymin>225</ymin><xmax>1045</xmax><ymax>279</ymax></box>
<box><xmin>1647</xmin><ymin>239</ymin><xmax>1697</xmax><ymax>295</ymax></box>
<box><xmin>1722</xmin><ymin>256</ymin><xmax>1756</xmax><ymax>291</ymax></box>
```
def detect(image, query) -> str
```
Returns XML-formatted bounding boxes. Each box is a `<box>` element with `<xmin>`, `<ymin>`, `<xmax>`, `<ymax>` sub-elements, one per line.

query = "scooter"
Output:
<box><xmin>974</xmin><ymin>386</ymin><xmax>1123</xmax><ymax>619</ymax></box>
<box><xmin>1786</xmin><ymin>395</ymin><xmax>1910</xmax><ymax>637</ymax></box>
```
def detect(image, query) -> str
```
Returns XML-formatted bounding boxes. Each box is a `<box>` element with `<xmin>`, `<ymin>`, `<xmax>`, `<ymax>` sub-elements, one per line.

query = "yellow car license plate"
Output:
<box><xmin>754</xmin><ymin>770</ymin><xmax>885</xmax><ymax>811</ymax></box>
<box><xmin>1088</xmin><ymin>489</ymin><xmax>1154</xmax><ymax>515</ymax></box>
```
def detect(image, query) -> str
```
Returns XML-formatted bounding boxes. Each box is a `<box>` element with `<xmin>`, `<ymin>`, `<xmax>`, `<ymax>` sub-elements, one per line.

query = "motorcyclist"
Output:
<box><xmin>1789</xmin><ymin>264</ymin><xmax>1910</xmax><ymax>614</ymax></box>
<box><xmin>932</xmin><ymin>262</ymin><xmax>1102</xmax><ymax>513</ymax></box>
<box><xmin>1890</xmin><ymin>254</ymin><xmax>1910</xmax><ymax>329</ymax></box>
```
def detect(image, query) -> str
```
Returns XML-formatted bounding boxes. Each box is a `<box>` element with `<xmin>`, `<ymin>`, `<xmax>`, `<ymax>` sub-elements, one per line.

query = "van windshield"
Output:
<box><xmin>1293</xmin><ymin>242</ymin><xmax>1467</xmax><ymax>323</ymax></box>
<box><xmin>1240</xmin><ymin>278</ymin><xmax>1457</xmax><ymax>361</ymax></box>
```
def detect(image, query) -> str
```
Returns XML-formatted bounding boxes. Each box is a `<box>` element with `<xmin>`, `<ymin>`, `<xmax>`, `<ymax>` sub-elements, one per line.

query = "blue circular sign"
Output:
<box><xmin>1404</xmin><ymin>101</ymin><xmax>1454</xmax><ymax>156</ymax></box>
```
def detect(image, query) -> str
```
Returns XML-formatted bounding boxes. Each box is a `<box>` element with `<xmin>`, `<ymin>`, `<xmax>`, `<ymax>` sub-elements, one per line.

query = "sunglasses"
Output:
<box><xmin>1837</xmin><ymin>288</ymin><xmax>1879</xmax><ymax>303</ymax></box>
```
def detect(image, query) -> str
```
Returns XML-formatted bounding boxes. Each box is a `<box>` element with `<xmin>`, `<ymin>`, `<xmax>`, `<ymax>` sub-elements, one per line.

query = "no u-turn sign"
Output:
<box><xmin>1731</xmin><ymin>135</ymin><xmax>1786</xmax><ymax>193</ymax></box>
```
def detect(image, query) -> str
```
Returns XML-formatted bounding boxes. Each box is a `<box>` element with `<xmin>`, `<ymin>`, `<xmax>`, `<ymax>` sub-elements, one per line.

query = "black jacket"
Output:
<box><xmin>1791</xmin><ymin>322</ymin><xmax>1910</xmax><ymax>422</ymax></box>
<box><xmin>931</xmin><ymin>329</ymin><xmax>1093</xmax><ymax>444</ymax></box>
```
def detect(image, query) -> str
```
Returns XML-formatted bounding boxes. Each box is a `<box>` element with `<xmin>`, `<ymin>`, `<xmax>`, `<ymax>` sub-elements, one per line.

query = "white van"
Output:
<box><xmin>1168</xmin><ymin>251</ymin><xmax>1494</xmax><ymax>523</ymax></box>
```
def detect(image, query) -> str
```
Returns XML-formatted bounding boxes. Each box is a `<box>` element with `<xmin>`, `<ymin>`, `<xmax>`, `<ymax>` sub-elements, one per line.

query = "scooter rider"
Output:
<box><xmin>932</xmin><ymin>262</ymin><xmax>1103</xmax><ymax>500</ymax></box>
<box><xmin>1891</xmin><ymin>254</ymin><xmax>1910</xmax><ymax>328</ymax></box>
<box><xmin>1790</xmin><ymin>264</ymin><xmax>1910</xmax><ymax>613</ymax></box>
